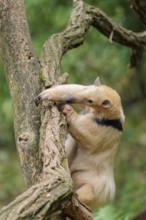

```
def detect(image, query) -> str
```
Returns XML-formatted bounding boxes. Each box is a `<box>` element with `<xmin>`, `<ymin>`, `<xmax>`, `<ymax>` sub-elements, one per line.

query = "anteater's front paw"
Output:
<box><xmin>35</xmin><ymin>90</ymin><xmax>50</xmax><ymax>106</ymax></box>
<box><xmin>58</xmin><ymin>104</ymin><xmax>73</xmax><ymax>116</ymax></box>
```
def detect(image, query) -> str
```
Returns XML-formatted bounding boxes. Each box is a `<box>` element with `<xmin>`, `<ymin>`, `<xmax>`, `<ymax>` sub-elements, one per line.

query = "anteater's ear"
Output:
<box><xmin>101</xmin><ymin>99</ymin><xmax>112</xmax><ymax>108</ymax></box>
<box><xmin>94</xmin><ymin>77</ymin><xmax>101</xmax><ymax>86</ymax></box>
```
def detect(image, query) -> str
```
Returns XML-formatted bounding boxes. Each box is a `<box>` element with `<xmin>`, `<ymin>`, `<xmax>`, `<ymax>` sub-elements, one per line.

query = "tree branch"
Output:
<box><xmin>0</xmin><ymin>173</ymin><xmax>72</xmax><ymax>220</ymax></box>
<box><xmin>63</xmin><ymin>195</ymin><xmax>93</xmax><ymax>220</ymax></box>
<box><xmin>40</xmin><ymin>0</ymin><xmax>146</xmax><ymax>91</ymax></box>
<box><xmin>40</xmin><ymin>0</ymin><xmax>146</xmax><ymax>89</ymax></box>
<box><xmin>131</xmin><ymin>0</ymin><xmax>146</xmax><ymax>25</ymax></box>
<box><xmin>88</xmin><ymin>5</ymin><xmax>146</xmax><ymax>49</ymax></box>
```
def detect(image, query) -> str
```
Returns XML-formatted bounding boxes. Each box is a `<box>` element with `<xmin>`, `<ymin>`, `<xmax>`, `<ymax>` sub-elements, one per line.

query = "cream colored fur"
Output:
<box><xmin>35</xmin><ymin>78</ymin><xmax>125</xmax><ymax>210</ymax></box>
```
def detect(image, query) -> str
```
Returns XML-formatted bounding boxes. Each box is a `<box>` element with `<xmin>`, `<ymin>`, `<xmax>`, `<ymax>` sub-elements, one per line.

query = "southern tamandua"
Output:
<box><xmin>35</xmin><ymin>77</ymin><xmax>125</xmax><ymax>210</ymax></box>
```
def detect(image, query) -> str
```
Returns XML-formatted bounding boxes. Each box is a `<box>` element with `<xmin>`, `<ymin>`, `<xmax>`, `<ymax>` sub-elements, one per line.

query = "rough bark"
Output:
<box><xmin>131</xmin><ymin>0</ymin><xmax>146</xmax><ymax>25</ymax></box>
<box><xmin>0</xmin><ymin>176</ymin><xmax>72</xmax><ymax>220</ymax></box>
<box><xmin>0</xmin><ymin>0</ymin><xmax>41</xmax><ymax>187</ymax></box>
<box><xmin>90</xmin><ymin>6</ymin><xmax>146</xmax><ymax>50</ymax></box>
<box><xmin>0</xmin><ymin>0</ymin><xmax>146</xmax><ymax>219</ymax></box>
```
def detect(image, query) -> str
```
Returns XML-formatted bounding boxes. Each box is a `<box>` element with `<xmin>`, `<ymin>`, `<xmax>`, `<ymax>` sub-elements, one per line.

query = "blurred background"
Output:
<box><xmin>0</xmin><ymin>0</ymin><xmax>146</xmax><ymax>219</ymax></box>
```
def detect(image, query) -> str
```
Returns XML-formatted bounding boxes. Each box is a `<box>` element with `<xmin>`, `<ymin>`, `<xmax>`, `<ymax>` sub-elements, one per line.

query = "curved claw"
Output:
<box><xmin>35</xmin><ymin>95</ymin><xmax>42</xmax><ymax>107</ymax></box>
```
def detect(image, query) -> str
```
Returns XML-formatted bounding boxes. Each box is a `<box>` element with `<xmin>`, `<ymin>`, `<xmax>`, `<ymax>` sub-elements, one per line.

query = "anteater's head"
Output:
<box><xmin>68</xmin><ymin>77</ymin><xmax>125</xmax><ymax>123</ymax></box>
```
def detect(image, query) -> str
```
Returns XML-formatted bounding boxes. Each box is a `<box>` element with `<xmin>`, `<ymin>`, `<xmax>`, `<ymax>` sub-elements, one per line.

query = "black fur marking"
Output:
<box><xmin>95</xmin><ymin>118</ymin><xmax>123</xmax><ymax>132</ymax></box>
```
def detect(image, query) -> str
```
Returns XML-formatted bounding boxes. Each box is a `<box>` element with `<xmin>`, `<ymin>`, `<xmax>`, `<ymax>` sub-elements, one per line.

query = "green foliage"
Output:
<box><xmin>94</xmin><ymin>205</ymin><xmax>130</xmax><ymax>220</ymax></box>
<box><xmin>0</xmin><ymin>150</ymin><xmax>24</xmax><ymax>207</ymax></box>
<box><xmin>0</xmin><ymin>61</ymin><xmax>14</xmax><ymax>147</ymax></box>
<box><xmin>0</xmin><ymin>0</ymin><xmax>146</xmax><ymax>218</ymax></box>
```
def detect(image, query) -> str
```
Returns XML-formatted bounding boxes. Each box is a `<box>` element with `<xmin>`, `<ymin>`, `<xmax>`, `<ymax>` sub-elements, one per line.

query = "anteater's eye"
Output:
<box><xmin>87</xmin><ymin>99</ymin><xmax>93</xmax><ymax>103</ymax></box>
<box><xmin>102</xmin><ymin>99</ymin><xmax>111</xmax><ymax>108</ymax></box>
<box><xmin>84</xmin><ymin>98</ymin><xmax>93</xmax><ymax>104</ymax></box>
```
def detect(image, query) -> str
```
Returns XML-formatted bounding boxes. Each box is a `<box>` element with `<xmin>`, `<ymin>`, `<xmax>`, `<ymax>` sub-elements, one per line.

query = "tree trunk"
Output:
<box><xmin>0</xmin><ymin>0</ymin><xmax>41</xmax><ymax>187</ymax></box>
<box><xmin>0</xmin><ymin>0</ymin><xmax>146</xmax><ymax>219</ymax></box>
